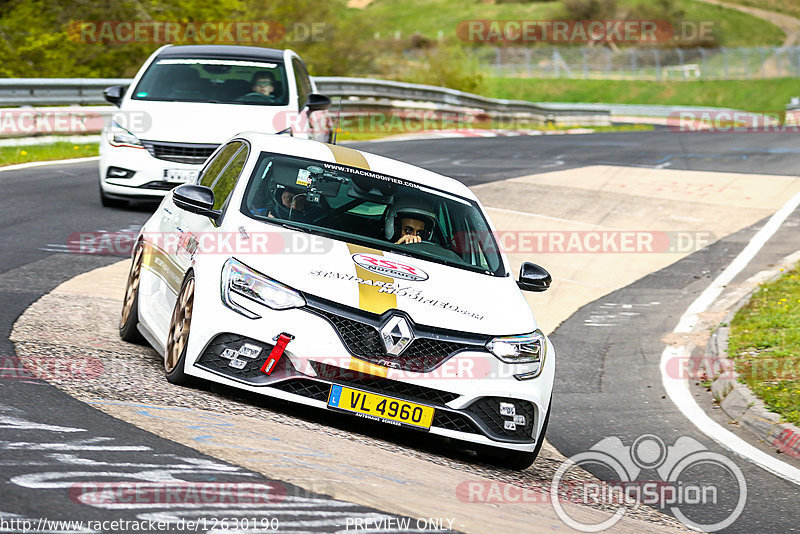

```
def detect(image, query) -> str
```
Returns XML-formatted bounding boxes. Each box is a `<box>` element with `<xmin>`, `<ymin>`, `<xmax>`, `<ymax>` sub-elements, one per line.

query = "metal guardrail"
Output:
<box><xmin>0</xmin><ymin>76</ymin><xmax>611</xmax><ymax>126</ymax></box>
<box><xmin>0</xmin><ymin>78</ymin><xmax>131</xmax><ymax>106</ymax></box>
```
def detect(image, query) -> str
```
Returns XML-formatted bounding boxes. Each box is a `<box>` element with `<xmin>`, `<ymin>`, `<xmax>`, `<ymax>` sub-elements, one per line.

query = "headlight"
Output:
<box><xmin>221</xmin><ymin>258</ymin><xmax>305</xmax><ymax>319</ymax></box>
<box><xmin>107</xmin><ymin>120</ymin><xmax>144</xmax><ymax>148</ymax></box>
<box><xmin>487</xmin><ymin>330</ymin><xmax>547</xmax><ymax>380</ymax></box>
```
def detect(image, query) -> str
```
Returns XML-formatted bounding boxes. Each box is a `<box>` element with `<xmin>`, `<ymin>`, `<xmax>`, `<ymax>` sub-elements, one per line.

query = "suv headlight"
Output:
<box><xmin>221</xmin><ymin>258</ymin><xmax>305</xmax><ymax>319</ymax></box>
<box><xmin>107</xmin><ymin>120</ymin><xmax>144</xmax><ymax>148</ymax></box>
<box><xmin>487</xmin><ymin>330</ymin><xmax>547</xmax><ymax>379</ymax></box>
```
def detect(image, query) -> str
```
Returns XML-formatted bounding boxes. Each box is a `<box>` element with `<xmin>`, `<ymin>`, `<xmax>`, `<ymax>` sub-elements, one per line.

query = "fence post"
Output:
<box><xmin>677</xmin><ymin>48</ymin><xmax>684</xmax><ymax>79</ymax></box>
<box><xmin>525</xmin><ymin>47</ymin><xmax>532</xmax><ymax>77</ymax></box>
<box><xmin>582</xmin><ymin>47</ymin><xmax>588</xmax><ymax>79</ymax></box>
<box><xmin>553</xmin><ymin>48</ymin><xmax>559</xmax><ymax>78</ymax></box>
<box><xmin>699</xmin><ymin>48</ymin><xmax>707</xmax><ymax>80</ymax></box>
<box><xmin>723</xmin><ymin>48</ymin><xmax>729</xmax><ymax>79</ymax></box>
<box><xmin>654</xmin><ymin>48</ymin><xmax>661</xmax><ymax>81</ymax></box>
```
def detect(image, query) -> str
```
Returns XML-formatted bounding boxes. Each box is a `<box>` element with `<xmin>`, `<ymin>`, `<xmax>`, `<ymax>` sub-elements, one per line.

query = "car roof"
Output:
<box><xmin>237</xmin><ymin>132</ymin><xmax>478</xmax><ymax>200</ymax></box>
<box><xmin>158</xmin><ymin>45</ymin><xmax>285</xmax><ymax>61</ymax></box>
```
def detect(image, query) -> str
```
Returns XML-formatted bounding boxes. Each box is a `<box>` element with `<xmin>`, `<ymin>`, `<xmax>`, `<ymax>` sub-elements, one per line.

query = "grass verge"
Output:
<box><xmin>483</xmin><ymin>77</ymin><xmax>800</xmax><ymax>113</ymax></box>
<box><xmin>335</xmin><ymin>115</ymin><xmax>652</xmax><ymax>142</ymax></box>
<box><xmin>727</xmin><ymin>264</ymin><xmax>800</xmax><ymax>425</ymax></box>
<box><xmin>0</xmin><ymin>141</ymin><xmax>99</xmax><ymax>167</ymax></box>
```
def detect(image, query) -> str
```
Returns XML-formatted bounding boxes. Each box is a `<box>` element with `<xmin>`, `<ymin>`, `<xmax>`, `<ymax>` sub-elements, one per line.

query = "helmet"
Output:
<box><xmin>265</xmin><ymin>160</ymin><xmax>310</xmax><ymax>220</ymax></box>
<box><xmin>268</xmin><ymin>184</ymin><xmax>306</xmax><ymax>220</ymax></box>
<box><xmin>384</xmin><ymin>192</ymin><xmax>437</xmax><ymax>241</ymax></box>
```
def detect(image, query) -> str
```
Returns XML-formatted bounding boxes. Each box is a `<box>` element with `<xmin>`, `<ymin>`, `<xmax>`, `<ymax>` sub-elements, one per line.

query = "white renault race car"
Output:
<box><xmin>120</xmin><ymin>132</ymin><xmax>555</xmax><ymax>469</ymax></box>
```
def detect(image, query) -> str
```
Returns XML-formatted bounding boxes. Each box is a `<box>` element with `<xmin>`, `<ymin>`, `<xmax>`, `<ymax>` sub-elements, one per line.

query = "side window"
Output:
<box><xmin>292</xmin><ymin>57</ymin><xmax>312</xmax><ymax>110</ymax></box>
<box><xmin>210</xmin><ymin>145</ymin><xmax>249</xmax><ymax>210</ymax></box>
<box><xmin>199</xmin><ymin>142</ymin><xmax>243</xmax><ymax>188</ymax></box>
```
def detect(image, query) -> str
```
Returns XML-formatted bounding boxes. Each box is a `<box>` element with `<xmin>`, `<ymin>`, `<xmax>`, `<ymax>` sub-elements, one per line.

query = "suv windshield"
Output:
<box><xmin>131</xmin><ymin>57</ymin><xmax>289</xmax><ymax>106</ymax></box>
<box><xmin>241</xmin><ymin>153</ymin><xmax>506</xmax><ymax>276</ymax></box>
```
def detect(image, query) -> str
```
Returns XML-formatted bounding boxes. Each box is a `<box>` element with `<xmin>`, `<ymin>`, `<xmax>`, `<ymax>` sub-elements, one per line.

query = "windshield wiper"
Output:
<box><xmin>281</xmin><ymin>222</ymin><xmax>307</xmax><ymax>233</ymax></box>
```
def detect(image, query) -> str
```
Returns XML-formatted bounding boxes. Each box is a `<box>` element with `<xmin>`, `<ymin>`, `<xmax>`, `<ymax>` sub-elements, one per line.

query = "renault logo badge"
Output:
<box><xmin>380</xmin><ymin>315</ymin><xmax>414</xmax><ymax>356</ymax></box>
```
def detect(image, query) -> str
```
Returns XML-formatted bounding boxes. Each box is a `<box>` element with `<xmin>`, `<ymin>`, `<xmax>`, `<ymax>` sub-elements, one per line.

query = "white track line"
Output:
<box><xmin>660</xmin><ymin>190</ymin><xmax>800</xmax><ymax>486</ymax></box>
<box><xmin>0</xmin><ymin>156</ymin><xmax>99</xmax><ymax>173</ymax></box>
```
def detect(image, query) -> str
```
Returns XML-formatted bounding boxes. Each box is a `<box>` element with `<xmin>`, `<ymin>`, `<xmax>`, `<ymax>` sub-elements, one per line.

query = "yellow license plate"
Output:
<box><xmin>327</xmin><ymin>385</ymin><xmax>435</xmax><ymax>430</ymax></box>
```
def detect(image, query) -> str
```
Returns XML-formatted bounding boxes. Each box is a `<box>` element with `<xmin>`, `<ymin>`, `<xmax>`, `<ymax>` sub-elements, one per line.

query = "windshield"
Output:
<box><xmin>240</xmin><ymin>153</ymin><xmax>506</xmax><ymax>276</ymax></box>
<box><xmin>131</xmin><ymin>57</ymin><xmax>289</xmax><ymax>106</ymax></box>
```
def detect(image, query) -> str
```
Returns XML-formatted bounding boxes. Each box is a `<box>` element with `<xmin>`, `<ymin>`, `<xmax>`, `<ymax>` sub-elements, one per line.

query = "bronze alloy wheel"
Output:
<box><xmin>120</xmin><ymin>244</ymin><xmax>144</xmax><ymax>329</ymax></box>
<box><xmin>166</xmin><ymin>276</ymin><xmax>195</xmax><ymax>373</ymax></box>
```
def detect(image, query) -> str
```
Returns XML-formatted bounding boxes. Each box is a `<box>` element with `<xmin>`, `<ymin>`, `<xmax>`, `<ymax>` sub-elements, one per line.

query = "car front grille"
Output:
<box><xmin>465</xmin><ymin>397</ymin><xmax>536</xmax><ymax>442</ymax></box>
<box><xmin>310</xmin><ymin>361</ymin><xmax>460</xmax><ymax>406</ymax></box>
<box><xmin>195</xmin><ymin>333</ymin><xmax>296</xmax><ymax>384</ymax></box>
<box><xmin>306</xmin><ymin>298</ymin><xmax>490</xmax><ymax>373</ymax></box>
<box><xmin>269</xmin><ymin>376</ymin><xmax>481</xmax><ymax>435</ymax></box>
<box><xmin>140</xmin><ymin>181</ymin><xmax>179</xmax><ymax>191</ymax></box>
<box><xmin>142</xmin><ymin>140</ymin><xmax>219</xmax><ymax>164</ymax></box>
<box><xmin>271</xmin><ymin>378</ymin><xmax>330</xmax><ymax>401</ymax></box>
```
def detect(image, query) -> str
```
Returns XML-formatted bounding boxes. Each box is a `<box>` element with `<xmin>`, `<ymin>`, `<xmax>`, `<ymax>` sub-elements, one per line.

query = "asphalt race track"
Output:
<box><xmin>2</xmin><ymin>130</ymin><xmax>800</xmax><ymax>532</ymax></box>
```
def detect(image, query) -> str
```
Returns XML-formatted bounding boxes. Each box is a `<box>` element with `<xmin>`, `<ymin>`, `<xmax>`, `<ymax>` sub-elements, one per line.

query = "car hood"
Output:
<box><xmin>118</xmin><ymin>100</ymin><xmax>290</xmax><ymax>143</ymax></box>
<box><xmin>232</xmin><ymin>225</ymin><xmax>538</xmax><ymax>336</ymax></box>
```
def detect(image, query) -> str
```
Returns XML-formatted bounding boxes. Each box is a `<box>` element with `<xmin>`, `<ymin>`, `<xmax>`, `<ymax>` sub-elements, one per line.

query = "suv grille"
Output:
<box><xmin>142</xmin><ymin>140</ymin><xmax>219</xmax><ymax>164</ymax></box>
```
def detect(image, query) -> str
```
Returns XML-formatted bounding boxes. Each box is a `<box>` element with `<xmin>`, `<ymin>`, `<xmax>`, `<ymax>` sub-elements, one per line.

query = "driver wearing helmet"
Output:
<box><xmin>249</xmin><ymin>183</ymin><xmax>308</xmax><ymax>220</ymax></box>
<box><xmin>385</xmin><ymin>193</ymin><xmax>436</xmax><ymax>245</ymax></box>
<box><xmin>267</xmin><ymin>184</ymin><xmax>308</xmax><ymax>220</ymax></box>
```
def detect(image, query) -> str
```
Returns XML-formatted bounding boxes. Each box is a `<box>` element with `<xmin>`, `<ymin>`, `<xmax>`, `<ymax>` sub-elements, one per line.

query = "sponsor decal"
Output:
<box><xmin>346</xmin><ymin>244</ymin><xmax>397</xmax><ymax>315</ymax></box>
<box><xmin>309</xmin><ymin>270</ymin><xmax>485</xmax><ymax>321</ymax></box>
<box><xmin>352</xmin><ymin>253</ymin><xmax>428</xmax><ymax>281</ymax></box>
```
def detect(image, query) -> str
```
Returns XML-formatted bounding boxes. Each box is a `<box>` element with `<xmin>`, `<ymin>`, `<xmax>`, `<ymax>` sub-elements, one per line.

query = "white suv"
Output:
<box><xmin>99</xmin><ymin>44</ymin><xmax>331</xmax><ymax>207</ymax></box>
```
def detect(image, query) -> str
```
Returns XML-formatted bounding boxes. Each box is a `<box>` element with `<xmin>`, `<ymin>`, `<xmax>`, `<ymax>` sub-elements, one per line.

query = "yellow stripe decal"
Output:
<box><xmin>346</xmin><ymin>243</ymin><xmax>397</xmax><ymax>315</ymax></box>
<box><xmin>325</xmin><ymin>143</ymin><xmax>370</xmax><ymax>169</ymax></box>
<box><xmin>141</xmin><ymin>241</ymin><xmax>182</xmax><ymax>294</ymax></box>
<box><xmin>346</xmin><ymin>243</ymin><xmax>396</xmax><ymax>378</ymax></box>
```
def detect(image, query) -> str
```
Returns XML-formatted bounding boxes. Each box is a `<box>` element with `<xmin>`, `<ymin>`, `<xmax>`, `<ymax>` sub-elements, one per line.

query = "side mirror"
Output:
<box><xmin>173</xmin><ymin>184</ymin><xmax>222</xmax><ymax>223</ymax></box>
<box><xmin>517</xmin><ymin>262</ymin><xmax>551</xmax><ymax>292</ymax></box>
<box><xmin>305</xmin><ymin>93</ymin><xmax>331</xmax><ymax>112</ymax></box>
<box><xmin>103</xmin><ymin>86</ymin><xmax>126</xmax><ymax>107</ymax></box>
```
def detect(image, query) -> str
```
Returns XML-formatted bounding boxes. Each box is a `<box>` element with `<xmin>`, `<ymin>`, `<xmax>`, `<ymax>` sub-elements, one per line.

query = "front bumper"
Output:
<box><xmin>99</xmin><ymin>136</ymin><xmax>218</xmax><ymax>199</ymax></box>
<box><xmin>182</xmin><ymin>283</ymin><xmax>555</xmax><ymax>452</ymax></box>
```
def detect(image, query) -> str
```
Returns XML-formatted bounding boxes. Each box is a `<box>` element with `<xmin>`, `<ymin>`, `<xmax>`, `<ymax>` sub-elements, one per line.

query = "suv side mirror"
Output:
<box><xmin>103</xmin><ymin>86</ymin><xmax>126</xmax><ymax>107</ymax></box>
<box><xmin>173</xmin><ymin>184</ymin><xmax>222</xmax><ymax>223</ymax></box>
<box><xmin>305</xmin><ymin>93</ymin><xmax>331</xmax><ymax>112</ymax></box>
<box><xmin>517</xmin><ymin>262</ymin><xmax>551</xmax><ymax>292</ymax></box>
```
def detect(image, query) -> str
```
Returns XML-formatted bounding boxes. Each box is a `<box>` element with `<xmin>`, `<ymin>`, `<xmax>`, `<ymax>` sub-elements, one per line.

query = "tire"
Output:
<box><xmin>100</xmin><ymin>187</ymin><xmax>127</xmax><ymax>208</ymax></box>
<box><xmin>164</xmin><ymin>273</ymin><xmax>196</xmax><ymax>386</ymax></box>
<box><xmin>119</xmin><ymin>242</ymin><xmax>146</xmax><ymax>344</ymax></box>
<box><xmin>479</xmin><ymin>401</ymin><xmax>551</xmax><ymax>471</ymax></box>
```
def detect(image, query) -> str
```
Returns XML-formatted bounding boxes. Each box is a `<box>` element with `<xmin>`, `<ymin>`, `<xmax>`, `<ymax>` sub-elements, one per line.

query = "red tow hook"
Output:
<box><xmin>261</xmin><ymin>333</ymin><xmax>294</xmax><ymax>375</ymax></box>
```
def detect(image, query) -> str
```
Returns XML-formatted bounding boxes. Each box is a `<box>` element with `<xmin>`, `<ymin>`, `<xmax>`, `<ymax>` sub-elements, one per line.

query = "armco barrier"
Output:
<box><xmin>0</xmin><ymin>77</ymin><xmax>611</xmax><ymax>134</ymax></box>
